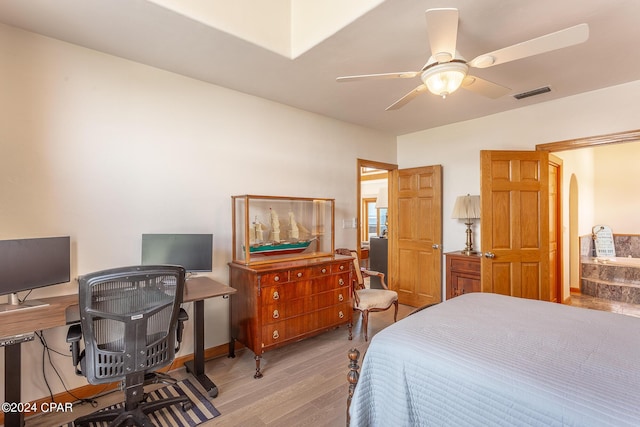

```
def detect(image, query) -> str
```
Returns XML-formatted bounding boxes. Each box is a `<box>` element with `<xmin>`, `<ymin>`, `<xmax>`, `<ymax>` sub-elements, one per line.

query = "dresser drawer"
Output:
<box><xmin>262</xmin><ymin>320</ymin><xmax>288</xmax><ymax>347</ymax></box>
<box><xmin>332</xmin><ymin>261</ymin><xmax>351</xmax><ymax>274</ymax></box>
<box><xmin>290</xmin><ymin>267</ymin><xmax>310</xmax><ymax>281</ymax></box>
<box><xmin>315</xmin><ymin>288</ymin><xmax>349</xmax><ymax>309</ymax></box>
<box><xmin>260</xmin><ymin>271</ymin><xmax>290</xmax><ymax>286</ymax></box>
<box><xmin>450</xmin><ymin>257</ymin><xmax>481</xmax><ymax>274</ymax></box>
<box><xmin>262</xmin><ymin>287</ymin><xmax>349</xmax><ymax>324</ymax></box>
<box><xmin>260</xmin><ymin>281</ymin><xmax>314</xmax><ymax>304</ymax></box>
<box><xmin>261</xmin><ymin>298</ymin><xmax>307</xmax><ymax>323</ymax></box>
<box><xmin>261</xmin><ymin>284</ymin><xmax>286</xmax><ymax>304</ymax></box>
<box><xmin>262</xmin><ymin>304</ymin><xmax>287</xmax><ymax>324</ymax></box>
<box><xmin>315</xmin><ymin>302</ymin><xmax>351</xmax><ymax>329</ymax></box>
<box><xmin>261</xmin><ymin>302</ymin><xmax>352</xmax><ymax>348</ymax></box>
<box><xmin>311</xmin><ymin>264</ymin><xmax>332</xmax><ymax>277</ymax></box>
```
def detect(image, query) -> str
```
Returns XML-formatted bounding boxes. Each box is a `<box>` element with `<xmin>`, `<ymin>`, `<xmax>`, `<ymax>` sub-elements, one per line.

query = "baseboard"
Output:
<box><xmin>564</xmin><ymin>287</ymin><xmax>582</xmax><ymax>304</ymax></box>
<box><xmin>0</xmin><ymin>341</ymin><xmax>244</xmax><ymax>424</ymax></box>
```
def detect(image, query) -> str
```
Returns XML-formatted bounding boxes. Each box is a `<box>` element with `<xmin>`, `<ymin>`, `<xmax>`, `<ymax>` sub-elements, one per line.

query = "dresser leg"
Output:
<box><xmin>348</xmin><ymin>322</ymin><xmax>353</xmax><ymax>340</ymax></box>
<box><xmin>254</xmin><ymin>355</ymin><xmax>263</xmax><ymax>379</ymax></box>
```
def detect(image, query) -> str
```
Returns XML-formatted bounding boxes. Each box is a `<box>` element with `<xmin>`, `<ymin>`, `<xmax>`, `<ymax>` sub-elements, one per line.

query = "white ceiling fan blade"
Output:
<box><xmin>425</xmin><ymin>8</ymin><xmax>459</xmax><ymax>62</ymax></box>
<box><xmin>468</xmin><ymin>23</ymin><xmax>589</xmax><ymax>69</ymax></box>
<box><xmin>385</xmin><ymin>84</ymin><xmax>428</xmax><ymax>110</ymax></box>
<box><xmin>336</xmin><ymin>71</ymin><xmax>419</xmax><ymax>82</ymax></box>
<box><xmin>462</xmin><ymin>75</ymin><xmax>510</xmax><ymax>99</ymax></box>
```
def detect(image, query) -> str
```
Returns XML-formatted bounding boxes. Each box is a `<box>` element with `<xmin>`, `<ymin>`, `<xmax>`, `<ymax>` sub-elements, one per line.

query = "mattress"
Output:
<box><xmin>349</xmin><ymin>293</ymin><xmax>640</xmax><ymax>426</ymax></box>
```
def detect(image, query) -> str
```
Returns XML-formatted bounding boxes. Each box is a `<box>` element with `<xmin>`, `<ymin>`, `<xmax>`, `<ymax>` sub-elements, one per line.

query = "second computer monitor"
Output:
<box><xmin>141</xmin><ymin>234</ymin><xmax>213</xmax><ymax>273</ymax></box>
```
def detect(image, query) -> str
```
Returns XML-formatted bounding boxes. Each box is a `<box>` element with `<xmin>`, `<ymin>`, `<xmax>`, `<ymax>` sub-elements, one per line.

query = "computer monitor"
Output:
<box><xmin>141</xmin><ymin>234</ymin><xmax>213</xmax><ymax>273</ymax></box>
<box><xmin>0</xmin><ymin>236</ymin><xmax>71</xmax><ymax>310</ymax></box>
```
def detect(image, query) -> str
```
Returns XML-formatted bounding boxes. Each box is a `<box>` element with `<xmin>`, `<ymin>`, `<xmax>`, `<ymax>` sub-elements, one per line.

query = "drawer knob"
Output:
<box><xmin>297</xmin><ymin>272</ymin><xmax>303</xmax><ymax>278</ymax></box>
<box><xmin>338</xmin><ymin>293</ymin><xmax>344</xmax><ymax>302</ymax></box>
<box><xmin>272</xmin><ymin>291</ymin><xmax>280</xmax><ymax>300</ymax></box>
<box><xmin>272</xmin><ymin>330</ymin><xmax>279</xmax><ymax>339</ymax></box>
<box><xmin>274</xmin><ymin>275</ymin><xmax>280</xmax><ymax>282</ymax></box>
<box><xmin>339</xmin><ymin>265</ymin><xmax>345</xmax><ymax>271</ymax></box>
<box><xmin>321</xmin><ymin>268</ymin><xmax>327</xmax><ymax>274</ymax></box>
<box><xmin>338</xmin><ymin>278</ymin><xmax>345</xmax><ymax>286</ymax></box>
<box><xmin>272</xmin><ymin>309</ymin><xmax>279</xmax><ymax>319</ymax></box>
<box><xmin>338</xmin><ymin>311</ymin><xmax>344</xmax><ymax>319</ymax></box>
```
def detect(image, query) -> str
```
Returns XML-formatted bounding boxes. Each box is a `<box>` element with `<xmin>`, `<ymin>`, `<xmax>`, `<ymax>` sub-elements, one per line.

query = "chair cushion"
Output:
<box><xmin>355</xmin><ymin>289</ymin><xmax>398</xmax><ymax>310</ymax></box>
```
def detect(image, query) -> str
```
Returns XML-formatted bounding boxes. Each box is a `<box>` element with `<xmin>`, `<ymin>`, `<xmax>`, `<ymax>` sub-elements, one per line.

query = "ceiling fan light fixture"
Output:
<box><xmin>421</xmin><ymin>62</ymin><xmax>469</xmax><ymax>98</ymax></box>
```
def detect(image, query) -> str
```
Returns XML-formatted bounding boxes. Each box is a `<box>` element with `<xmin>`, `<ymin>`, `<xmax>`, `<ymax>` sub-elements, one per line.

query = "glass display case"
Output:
<box><xmin>232</xmin><ymin>195</ymin><xmax>335</xmax><ymax>265</ymax></box>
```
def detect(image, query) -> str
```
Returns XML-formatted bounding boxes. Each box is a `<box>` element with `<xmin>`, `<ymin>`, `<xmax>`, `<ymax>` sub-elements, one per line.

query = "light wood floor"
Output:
<box><xmin>25</xmin><ymin>294</ymin><xmax>640</xmax><ymax>427</ymax></box>
<box><xmin>25</xmin><ymin>304</ymin><xmax>415</xmax><ymax>427</ymax></box>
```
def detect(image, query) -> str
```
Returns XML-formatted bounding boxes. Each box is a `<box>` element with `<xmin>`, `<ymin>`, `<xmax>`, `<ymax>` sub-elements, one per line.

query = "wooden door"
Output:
<box><xmin>389</xmin><ymin>165</ymin><xmax>442</xmax><ymax>306</ymax></box>
<box><xmin>548</xmin><ymin>154</ymin><xmax>563</xmax><ymax>302</ymax></box>
<box><xmin>480</xmin><ymin>151</ymin><xmax>550</xmax><ymax>300</ymax></box>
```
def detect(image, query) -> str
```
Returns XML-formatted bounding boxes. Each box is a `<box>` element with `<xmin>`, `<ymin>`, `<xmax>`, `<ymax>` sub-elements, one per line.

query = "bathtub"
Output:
<box><xmin>591</xmin><ymin>256</ymin><xmax>640</xmax><ymax>267</ymax></box>
<box><xmin>581</xmin><ymin>256</ymin><xmax>640</xmax><ymax>304</ymax></box>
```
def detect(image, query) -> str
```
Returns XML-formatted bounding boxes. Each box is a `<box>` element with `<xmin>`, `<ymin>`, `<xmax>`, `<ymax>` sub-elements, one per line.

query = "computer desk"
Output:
<box><xmin>0</xmin><ymin>276</ymin><xmax>235</xmax><ymax>427</ymax></box>
<box><xmin>180</xmin><ymin>276</ymin><xmax>237</xmax><ymax>398</ymax></box>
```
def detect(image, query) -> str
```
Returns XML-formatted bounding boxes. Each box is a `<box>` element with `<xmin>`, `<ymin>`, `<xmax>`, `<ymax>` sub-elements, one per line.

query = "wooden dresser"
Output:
<box><xmin>445</xmin><ymin>252</ymin><xmax>482</xmax><ymax>299</ymax></box>
<box><xmin>229</xmin><ymin>254</ymin><xmax>353</xmax><ymax>378</ymax></box>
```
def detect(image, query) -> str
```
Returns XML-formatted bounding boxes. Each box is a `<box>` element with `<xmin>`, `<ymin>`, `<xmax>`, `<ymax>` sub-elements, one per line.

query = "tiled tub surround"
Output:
<box><xmin>580</xmin><ymin>234</ymin><xmax>640</xmax><ymax>303</ymax></box>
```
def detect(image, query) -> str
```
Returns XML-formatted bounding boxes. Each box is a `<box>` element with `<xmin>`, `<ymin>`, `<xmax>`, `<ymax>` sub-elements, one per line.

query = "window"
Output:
<box><xmin>362</xmin><ymin>198</ymin><xmax>388</xmax><ymax>242</ymax></box>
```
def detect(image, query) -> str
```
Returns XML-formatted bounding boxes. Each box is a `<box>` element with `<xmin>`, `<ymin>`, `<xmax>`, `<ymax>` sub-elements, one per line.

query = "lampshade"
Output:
<box><xmin>451</xmin><ymin>194</ymin><xmax>481</xmax><ymax>220</ymax></box>
<box><xmin>375</xmin><ymin>187</ymin><xmax>388</xmax><ymax>209</ymax></box>
<box><xmin>421</xmin><ymin>62</ymin><xmax>469</xmax><ymax>99</ymax></box>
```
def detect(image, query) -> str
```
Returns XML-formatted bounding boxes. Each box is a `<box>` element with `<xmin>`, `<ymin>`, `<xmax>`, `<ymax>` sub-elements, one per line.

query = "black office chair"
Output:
<box><xmin>67</xmin><ymin>265</ymin><xmax>191</xmax><ymax>427</ymax></box>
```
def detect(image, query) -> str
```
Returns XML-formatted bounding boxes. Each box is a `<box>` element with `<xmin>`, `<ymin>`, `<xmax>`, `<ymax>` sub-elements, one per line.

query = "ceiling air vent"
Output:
<box><xmin>513</xmin><ymin>86</ymin><xmax>551</xmax><ymax>100</ymax></box>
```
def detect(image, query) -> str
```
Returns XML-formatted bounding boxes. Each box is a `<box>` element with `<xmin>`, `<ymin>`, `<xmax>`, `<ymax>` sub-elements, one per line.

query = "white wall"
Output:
<box><xmin>558</xmin><ymin>142</ymin><xmax>640</xmax><ymax>242</ymax></box>
<box><xmin>397</xmin><ymin>79</ymin><xmax>640</xmax><ymax>300</ymax></box>
<box><xmin>591</xmin><ymin>142</ymin><xmax>640</xmax><ymax>231</ymax></box>
<box><xmin>555</xmin><ymin>148</ymin><xmax>596</xmax><ymax>237</ymax></box>
<box><xmin>0</xmin><ymin>23</ymin><xmax>396</xmax><ymax>403</ymax></box>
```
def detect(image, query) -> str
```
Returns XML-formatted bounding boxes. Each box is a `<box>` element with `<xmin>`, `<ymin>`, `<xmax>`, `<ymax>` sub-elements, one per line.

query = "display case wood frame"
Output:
<box><xmin>232</xmin><ymin>195</ymin><xmax>335</xmax><ymax>266</ymax></box>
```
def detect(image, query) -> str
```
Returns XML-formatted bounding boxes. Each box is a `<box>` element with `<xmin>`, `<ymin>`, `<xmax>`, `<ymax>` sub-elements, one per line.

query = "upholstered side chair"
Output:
<box><xmin>336</xmin><ymin>248</ymin><xmax>398</xmax><ymax>341</ymax></box>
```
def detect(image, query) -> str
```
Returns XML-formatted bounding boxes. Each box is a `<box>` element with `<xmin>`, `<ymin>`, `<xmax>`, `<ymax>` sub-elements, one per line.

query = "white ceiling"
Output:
<box><xmin>1</xmin><ymin>0</ymin><xmax>639</xmax><ymax>136</ymax></box>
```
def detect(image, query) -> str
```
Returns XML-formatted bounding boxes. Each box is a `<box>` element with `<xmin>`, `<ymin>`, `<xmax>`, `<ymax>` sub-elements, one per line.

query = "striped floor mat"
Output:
<box><xmin>63</xmin><ymin>378</ymin><xmax>220</xmax><ymax>427</ymax></box>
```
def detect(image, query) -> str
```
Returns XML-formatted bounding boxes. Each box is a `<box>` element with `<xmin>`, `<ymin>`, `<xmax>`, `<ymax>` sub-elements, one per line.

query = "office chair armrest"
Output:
<box><xmin>175</xmin><ymin>308</ymin><xmax>189</xmax><ymax>352</ymax></box>
<box><xmin>66</xmin><ymin>324</ymin><xmax>82</xmax><ymax>371</ymax></box>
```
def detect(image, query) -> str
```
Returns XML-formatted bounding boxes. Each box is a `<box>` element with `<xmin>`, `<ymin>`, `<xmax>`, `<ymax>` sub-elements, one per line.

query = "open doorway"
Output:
<box><xmin>356</xmin><ymin>159</ymin><xmax>397</xmax><ymax>268</ymax></box>
<box><xmin>536</xmin><ymin>128</ymin><xmax>640</xmax><ymax>301</ymax></box>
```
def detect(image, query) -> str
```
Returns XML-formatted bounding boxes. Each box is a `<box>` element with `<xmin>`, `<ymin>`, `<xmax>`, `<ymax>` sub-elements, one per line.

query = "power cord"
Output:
<box><xmin>17</xmin><ymin>289</ymin><xmax>33</xmax><ymax>303</ymax></box>
<box><xmin>34</xmin><ymin>331</ymin><xmax>98</xmax><ymax>408</ymax></box>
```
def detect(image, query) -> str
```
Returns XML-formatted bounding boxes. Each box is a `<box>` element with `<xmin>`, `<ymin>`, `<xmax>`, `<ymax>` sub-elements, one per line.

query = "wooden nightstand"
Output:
<box><xmin>445</xmin><ymin>252</ymin><xmax>481</xmax><ymax>299</ymax></box>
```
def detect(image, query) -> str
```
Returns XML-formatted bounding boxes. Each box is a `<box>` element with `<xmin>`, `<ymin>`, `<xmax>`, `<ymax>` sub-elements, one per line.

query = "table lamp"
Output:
<box><xmin>451</xmin><ymin>194</ymin><xmax>481</xmax><ymax>255</ymax></box>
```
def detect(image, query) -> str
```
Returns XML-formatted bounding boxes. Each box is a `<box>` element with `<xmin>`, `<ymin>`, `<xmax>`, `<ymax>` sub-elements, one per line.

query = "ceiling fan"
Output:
<box><xmin>336</xmin><ymin>8</ymin><xmax>589</xmax><ymax>110</ymax></box>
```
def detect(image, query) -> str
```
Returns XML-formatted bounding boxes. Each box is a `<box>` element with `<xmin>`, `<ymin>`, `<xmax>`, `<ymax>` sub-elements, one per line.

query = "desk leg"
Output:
<box><xmin>4</xmin><ymin>343</ymin><xmax>24</xmax><ymax>427</ymax></box>
<box><xmin>184</xmin><ymin>299</ymin><xmax>219</xmax><ymax>398</ymax></box>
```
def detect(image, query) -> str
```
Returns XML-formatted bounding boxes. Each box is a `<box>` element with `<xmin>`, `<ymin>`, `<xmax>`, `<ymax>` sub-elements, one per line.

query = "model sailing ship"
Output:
<box><xmin>249</xmin><ymin>209</ymin><xmax>316</xmax><ymax>257</ymax></box>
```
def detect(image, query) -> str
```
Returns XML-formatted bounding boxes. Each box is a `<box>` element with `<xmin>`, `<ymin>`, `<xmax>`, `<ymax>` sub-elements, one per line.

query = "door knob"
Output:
<box><xmin>432</xmin><ymin>244</ymin><xmax>440</xmax><ymax>249</ymax></box>
<box><xmin>484</xmin><ymin>252</ymin><xmax>496</xmax><ymax>259</ymax></box>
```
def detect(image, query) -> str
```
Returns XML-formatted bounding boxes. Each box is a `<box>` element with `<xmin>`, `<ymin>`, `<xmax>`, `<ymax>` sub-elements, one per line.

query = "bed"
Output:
<box><xmin>348</xmin><ymin>292</ymin><xmax>640</xmax><ymax>426</ymax></box>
